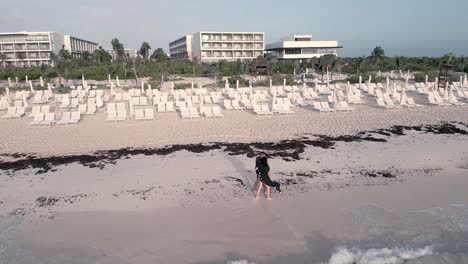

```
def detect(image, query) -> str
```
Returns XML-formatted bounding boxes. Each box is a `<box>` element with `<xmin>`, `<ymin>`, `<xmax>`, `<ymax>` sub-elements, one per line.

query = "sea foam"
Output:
<box><xmin>327</xmin><ymin>246</ymin><xmax>433</xmax><ymax>264</ymax></box>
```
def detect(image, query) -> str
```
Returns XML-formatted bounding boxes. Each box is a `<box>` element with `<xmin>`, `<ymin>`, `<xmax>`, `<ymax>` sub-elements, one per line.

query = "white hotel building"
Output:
<box><xmin>169</xmin><ymin>35</ymin><xmax>193</xmax><ymax>61</ymax></box>
<box><xmin>0</xmin><ymin>31</ymin><xmax>98</xmax><ymax>67</ymax></box>
<box><xmin>265</xmin><ymin>35</ymin><xmax>341</xmax><ymax>60</ymax></box>
<box><xmin>170</xmin><ymin>31</ymin><xmax>265</xmax><ymax>63</ymax></box>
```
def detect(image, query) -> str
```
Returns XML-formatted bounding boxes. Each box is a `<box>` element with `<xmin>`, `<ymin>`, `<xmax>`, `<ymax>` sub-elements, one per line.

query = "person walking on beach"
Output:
<box><xmin>255</xmin><ymin>153</ymin><xmax>281</xmax><ymax>199</ymax></box>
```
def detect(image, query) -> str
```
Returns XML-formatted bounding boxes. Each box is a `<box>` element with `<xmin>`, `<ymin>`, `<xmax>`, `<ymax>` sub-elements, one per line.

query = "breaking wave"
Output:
<box><xmin>327</xmin><ymin>246</ymin><xmax>433</xmax><ymax>264</ymax></box>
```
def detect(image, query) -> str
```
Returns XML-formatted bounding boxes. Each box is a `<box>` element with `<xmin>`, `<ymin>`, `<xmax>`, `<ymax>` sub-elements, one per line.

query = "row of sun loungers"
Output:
<box><xmin>30</xmin><ymin>112</ymin><xmax>81</xmax><ymax>126</ymax></box>
<box><xmin>1</xmin><ymin>107</ymin><xmax>25</xmax><ymax>119</ymax></box>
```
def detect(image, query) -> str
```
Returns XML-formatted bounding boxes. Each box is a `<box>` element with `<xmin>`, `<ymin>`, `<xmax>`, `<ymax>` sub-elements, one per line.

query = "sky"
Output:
<box><xmin>1</xmin><ymin>0</ymin><xmax>467</xmax><ymax>57</ymax></box>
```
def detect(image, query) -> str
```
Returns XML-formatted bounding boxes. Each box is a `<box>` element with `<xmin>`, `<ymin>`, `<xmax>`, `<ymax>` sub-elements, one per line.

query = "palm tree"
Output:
<box><xmin>139</xmin><ymin>42</ymin><xmax>151</xmax><ymax>62</ymax></box>
<box><xmin>111</xmin><ymin>38</ymin><xmax>125</xmax><ymax>61</ymax></box>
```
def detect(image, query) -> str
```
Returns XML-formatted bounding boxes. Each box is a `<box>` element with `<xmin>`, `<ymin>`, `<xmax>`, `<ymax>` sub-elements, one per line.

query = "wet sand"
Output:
<box><xmin>1</xmin><ymin>123</ymin><xmax>468</xmax><ymax>263</ymax></box>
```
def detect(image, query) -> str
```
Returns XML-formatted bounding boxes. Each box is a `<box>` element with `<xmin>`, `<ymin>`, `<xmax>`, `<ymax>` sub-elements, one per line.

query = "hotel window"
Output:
<box><xmin>254</xmin><ymin>34</ymin><xmax>263</xmax><ymax>41</ymax></box>
<box><xmin>302</xmin><ymin>48</ymin><xmax>318</xmax><ymax>54</ymax></box>
<box><xmin>285</xmin><ymin>49</ymin><xmax>301</xmax><ymax>54</ymax></box>
<box><xmin>15</xmin><ymin>44</ymin><xmax>26</xmax><ymax>50</ymax></box>
<box><xmin>27</xmin><ymin>44</ymin><xmax>38</xmax><ymax>50</ymax></box>
<box><xmin>202</xmin><ymin>34</ymin><xmax>210</xmax><ymax>41</ymax></box>
<box><xmin>40</xmin><ymin>43</ymin><xmax>50</xmax><ymax>50</ymax></box>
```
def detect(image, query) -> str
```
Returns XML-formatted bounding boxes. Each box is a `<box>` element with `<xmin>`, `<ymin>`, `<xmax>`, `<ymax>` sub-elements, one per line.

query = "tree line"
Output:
<box><xmin>1</xmin><ymin>41</ymin><xmax>467</xmax><ymax>86</ymax></box>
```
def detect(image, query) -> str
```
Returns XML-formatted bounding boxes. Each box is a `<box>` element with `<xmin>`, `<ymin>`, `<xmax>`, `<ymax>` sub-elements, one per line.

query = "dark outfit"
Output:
<box><xmin>257</xmin><ymin>158</ymin><xmax>281</xmax><ymax>191</ymax></box>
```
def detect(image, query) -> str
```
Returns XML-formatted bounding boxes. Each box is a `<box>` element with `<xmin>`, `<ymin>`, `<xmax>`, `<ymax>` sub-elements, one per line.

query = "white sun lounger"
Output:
<box><xmin>69</xmin><ymin>112</ymin><xmax>81</xmax><ymax>124</ymax></box>
<box><xmin>260</xmin><ymin>104</ymin><xmax>273</xmax><ymax>115</ymax></box>
<box><xmin>40</xmin><ymin>113</ymin><xmax>56</xmax><ymax>126</ymax></box>
<box><xmin>11</xmin><ymin>107</ymin><xmax>25</xmax><ymax>118</ymax></box>
<box><xmin>320</xmin><ymin>102</ymin><xmax>335</xmax><ymax>112</ymax></box>
<box><xmin>30</xmin><ymin>113</ymin><xmax>45</xmax><ymax>125</ymax></box>
<box><xmin>180</xmin><ymin>108</ymin><xmax>191</xmax><ymax>119</ymax></box>
<box><xmin>29</xmin><ymin>106</ymin><xmax>41</xmax><ymax>117</ymax></box>
<box><xmin>212</xmin><ymin>106</ymin><xmax>223</xmax><ymax>117</ymax></box>
<box><xmin>144</xmin><ymin>108</ymin><xmax>154</xmax><ymax>120</ymax></box>
<box><xmin>78</xmin><ymin>104</ymin><xmax>87</xmax><ymax>114</ymax></box>
<box><xmin>134</xmin><ymin>109</ymin><xmax>145</xmax><ymax>120</ymax></box>
<box><xmin>57</xmin><ymin>112</ymin><xmax>71</xmax><ymax>125</ymax></box>
<box><xmin>203</xmin><ymin>107</ymin><xmax>214</xmax><ymax>118</ymax></box>
<box><xmin>85</xmin><ymin>104</ymin><xmax>97</xmax><ymax>115</ymax></box>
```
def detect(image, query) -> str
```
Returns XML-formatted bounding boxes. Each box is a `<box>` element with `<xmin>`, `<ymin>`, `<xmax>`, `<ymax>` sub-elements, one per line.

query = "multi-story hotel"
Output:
<box><xmin>169</xmin><ymin>35</ymin><xmax>193</xmax><ymax>61</ymax></box>
<box><xmin>107</xmin><ymin>48</ymin><xmax>139</xmax><ymax>60</ymax></box>
<box><xmin>0</xmin><ymin>31</ymin><xmax>98</xmax><ymax>67</ymax></box>
<box><xmin>170</xmin><ymin>31</ymin><xmax>265</xmax><ymax>63</ymax></box>
<box><xmin>265</xmin><ymin>35</ymin><xmax>342</xmax><ymax>60</ymax></box>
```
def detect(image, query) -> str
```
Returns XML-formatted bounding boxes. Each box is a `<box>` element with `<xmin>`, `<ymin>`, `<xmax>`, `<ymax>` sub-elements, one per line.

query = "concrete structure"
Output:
<box><xmin>265</xmin><ymin>35</ymin><xmax>341</xmax><ymax>60</ymax></box>
<box><xmin>191</xmin><ymin>31</ymin><xmax>264</xmax><ymax>63</ymax></box>
<box><xmin>169</xmin><ymin>35</ymin><xmax>193</xmax><ymax>61</ymax></box>
<box><xmin>0</xmin><ymin>31</ymin><xmax>98</xmax><ymax>67</ymax></box>
<box><xmin>107</xmin><ymin>48</ymin><xmax>139</xmax><ymax>60</ymax></box>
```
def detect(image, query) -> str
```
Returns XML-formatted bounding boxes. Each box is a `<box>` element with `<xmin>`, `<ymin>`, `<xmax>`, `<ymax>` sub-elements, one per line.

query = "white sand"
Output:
<box><xmin>1</xmin><ymin>125</ymin><xmax>467</xmax><ymax>263</ymax></box>
<box><xmin>0</xmin><ymin>105</ymin><xmax>467</xmax><ymax>155</ymax></box>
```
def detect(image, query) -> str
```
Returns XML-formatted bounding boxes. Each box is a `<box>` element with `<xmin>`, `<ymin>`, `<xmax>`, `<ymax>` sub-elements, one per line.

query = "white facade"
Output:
<box><xmin>191</xmin><ymin>31</ymin><xmax>264</xmax><ymax>63</ymax></box>
<box><xmin>266</xmin><ymin>35</ymin><xmax>341</xmax><ymax>60</ymax></box>
<box><xmin>107</xmin><ymin>48</ymin><xmax>139</xmax><ymax>60</ymax></box>
<box><xmin>169</xmin><ymin>35</ymin><xmax>193</xmax><ymax>61</ymax></box>
<box><xmin>0</xmin><ymin>31</ymin><xmax>98</xmax><ymax>67</ymax></box>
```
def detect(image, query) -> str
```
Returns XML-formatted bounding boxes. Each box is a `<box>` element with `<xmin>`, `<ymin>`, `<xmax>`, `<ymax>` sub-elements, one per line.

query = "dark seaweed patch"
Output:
<box><xmin>0</xmin><ymin>122</ymin><xmax>466</xmax><ymax>175</ymax></box>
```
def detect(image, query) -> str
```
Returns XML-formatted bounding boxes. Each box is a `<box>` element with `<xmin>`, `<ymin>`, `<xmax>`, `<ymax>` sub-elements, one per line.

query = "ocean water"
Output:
<box><xmin>228</xmin><ymin>204</ymin><xmax>468</xmax><ymax>264</ymax></box>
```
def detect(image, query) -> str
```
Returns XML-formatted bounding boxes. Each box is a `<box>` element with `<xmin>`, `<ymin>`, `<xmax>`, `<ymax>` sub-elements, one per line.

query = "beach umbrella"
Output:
<box><xmin>191</xmin><ymin>79</ymin><xmax>194</xmax><ymax>90</ymax></box>
<box><xmin>141</xmin><ymin>81</ymin><xmax>145</xmax><ymax>93</ymax></box>
<box><xmin>464</xmin><ymin>75</ymin><xmax>467</xmax><ymax>86</ymax></box>
<box><xmin>443</xmin><ymin>82</ymin><xmax>449</xmax><ymax>101</ymax></box>
<box><xmin>116</xmin><ymin>76</ymin><xmax>120</xmax><ymax>87</ymax></box>
<box><xmin>390</xmin><ymin>70</ymin><xmax>394</xmax><ymax>78</ymax></box>
<box><xmin>269</xmin><ymin>79</ymin><xmax>272</xmax><ymax>88</ymax></box>
<box><xmin>40</xmin><ymin>76</ymin><xmax>44</xmax><ymax>87</ymax></box>
<box><xmin>293</xmin><ymin>68</ymin><xmax>296</xmax><ymax>75</ymax></box>
<box><xmin>399</xmin><ymin>70</ymin><xmax>402</xmax><ymax>78</ymax></box>
<box><xmin>236</xmin><ymin>79</ymin><xmax>239</xmax><ymax>90</ymax></box>
<box><xmin>110</xmin><ymin>81</ymin><xmax>115</xmax><ymax>95</ymax></box>
<box><xmin>425</xmin><ymin>75</ymin><xmax>428</xmax><ymax>86</ymax></box>
<box><xmin>358</xmin><ymin>75</ymin><xmax>362</xmax><ymax>89</ymax></box>
<box><xmin>199</xmin><ymin>95</ymin><xmax>204</xmax><ymax>112</ymax></box>
<box><xmin>378</xmin><ymin>70</ymin><xmax>381</xmax><ymax>77</ymax></box>
<box><xmin>81</xmin><ymin>74</ymin><xmax>85</xmax><ymax>84</ymax></box>
<box><xmin>386</xmin><ymin>76</ymin><xmax>390</xmax><ymax>91</ymax></box>
<box><xmin>347</xmin><ymin>82</ymin><xmax>352</xmax><ymax>103</ymax></box>
<box><xmin>368</xmin><ymin>75</ymin><xmax>372</xmax><ymax>87</ymax></box>
<box><xmin>147</xmin><ymin>84</ymin><xmax>152</xmax><ymax>96</ymax></box>
<box><xmin>460</xmin><ymin>75</ymin><xmax>463</xmax><ymax>87</ymax></box>
<box><xmin>5</xmin><ymin>87</ymin><xmax>9</xmax><ymax>97</ymax></box>
<box><xmin>108</xmin><ymin>74</ymin><xmax>111</xmax><ymax>84</ymax></box>
<box><xmin>15</xmin><ymin>77</ymin><xmax>18</xmax><ymax>86</ymax></box>
<box><xmin>449</xmin><ymin>84</ymin><xmax>454</xmax><ymax>101</ymax></box>
<box><xmin>305</xmin><ymin>68</ymin><xmax>309</xmax><ymax>75</ymax></box>
<box><xmin>48</xmin><ymin>82</ymin><xmax>52</xmax><ymax>93</ymax></box>
<box><xmin>25</xmin><ymin>75</ymin><xmax>28</xmax><ymax>84</ymax></box>
<box><xmin>292</xmin><ymin>85</ymin><xmax>296</xmax><ymax>101</ymax></box>
<box><xmin>29</xmin><ymin>81</ymin><xmax>34</xmax><ymax>92</ymax></box>
<box><xmin>249</xmin><ymin>83</ymin><xmax>253</xmax><ymax>95</ymax></box>
<box><xmin>283</xmin><ymin>78</ymin><xmax>286</xmax><ymax>89</ymax></box>
<box><xmin>224</xmin><ymin>79</ymin><xmax>229</xmax><ymax>89</ymax></box>
<box><xmin>8</xmin><ymin>77</ymin><xmax>11</xmax><ymax>87</ymax></box>
<box><xmin>22</xmin><ymin>93</ymin><xmax>28</xmax><ymax>108</ymax></box>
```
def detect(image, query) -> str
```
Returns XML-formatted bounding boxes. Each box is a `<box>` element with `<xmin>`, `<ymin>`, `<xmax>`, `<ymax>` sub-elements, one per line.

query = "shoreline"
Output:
<box><xmin>1</xmin><ymin>122</ymin><xmax>466</xmax><ymax>175</ymax></box>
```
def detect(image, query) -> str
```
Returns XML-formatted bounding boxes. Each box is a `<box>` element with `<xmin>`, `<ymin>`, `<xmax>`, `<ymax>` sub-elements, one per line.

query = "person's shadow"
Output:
<box><xmin>225</xmin><ymin>154</ymin><xmax>257</xmax><ymax>195</ymax></box>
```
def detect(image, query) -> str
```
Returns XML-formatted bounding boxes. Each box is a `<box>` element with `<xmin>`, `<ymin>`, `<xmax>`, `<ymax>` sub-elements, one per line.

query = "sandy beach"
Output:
<box><xmin>0</xmin><ymin>104</ymin><xmax>467</xmax><ymax>156</ymax></box>
<box><xmin>1</xmin><ymin>107</ymin><xmax>468</xmax><ymax>263</ymax></box>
